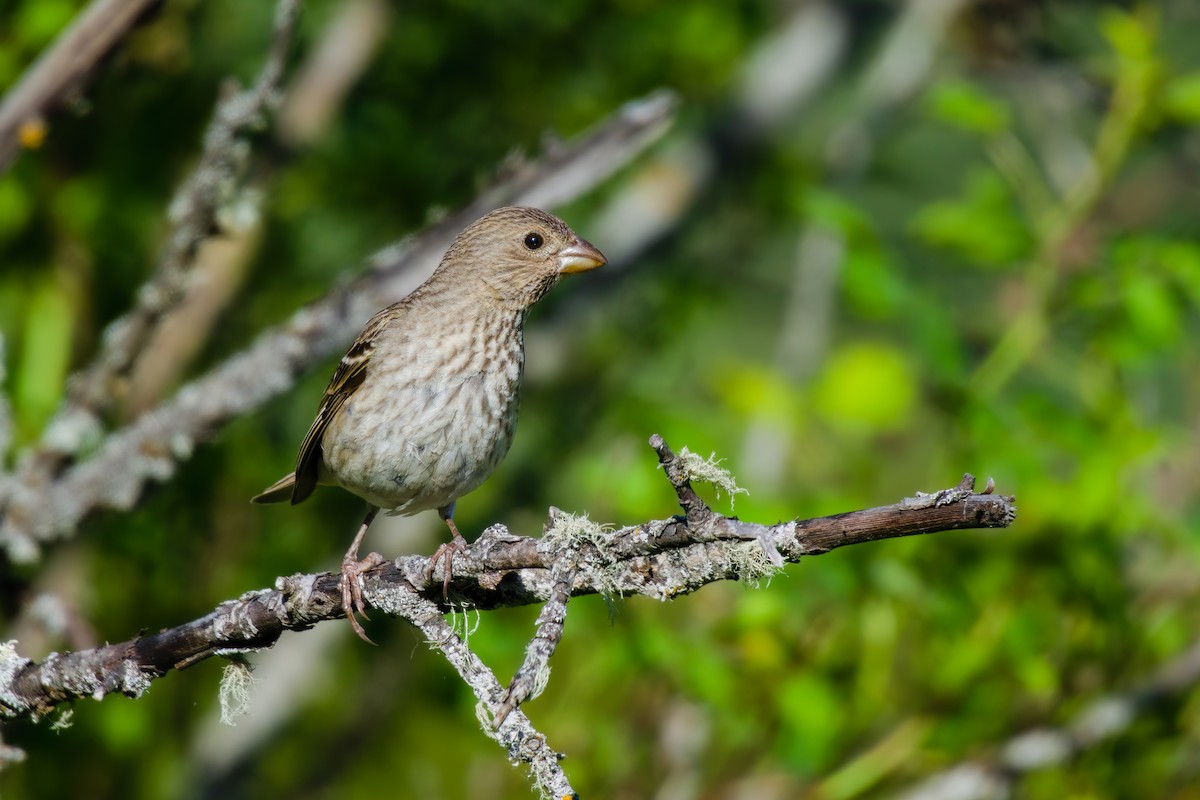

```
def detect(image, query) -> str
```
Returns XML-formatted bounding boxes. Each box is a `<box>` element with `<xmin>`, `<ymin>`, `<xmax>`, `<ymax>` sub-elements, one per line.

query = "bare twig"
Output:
<box><xmin>0</xmin><ymin>436</ymin><xmax>1013</xmax><ymax>722</ymax></box>
<box><xmin>0</xmin><ymin>90</ymin><xmax>677</xmax><ymax>562</ymax></box>
<box><xmin>0</xmin><ymin>0</ymin><xmax>164</xmax><ymax>172</ymax></box>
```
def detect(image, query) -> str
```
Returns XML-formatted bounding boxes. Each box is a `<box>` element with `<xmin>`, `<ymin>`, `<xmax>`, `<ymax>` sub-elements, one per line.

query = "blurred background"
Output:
<box><xmin>2</xmin><ymin>0</ymin><xmax>1200</xmax><ymax>797</ymax></box>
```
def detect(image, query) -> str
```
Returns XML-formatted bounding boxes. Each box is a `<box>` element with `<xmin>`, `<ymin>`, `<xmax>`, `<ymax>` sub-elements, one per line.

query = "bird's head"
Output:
<box><xmin>438</xmin><ymin>206</ymin><xmax>606</xmax><ymax>308</ymax></box>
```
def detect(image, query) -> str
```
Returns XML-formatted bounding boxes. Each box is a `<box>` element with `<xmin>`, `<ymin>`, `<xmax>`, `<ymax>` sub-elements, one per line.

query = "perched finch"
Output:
<box><xmin>254</xmin><ymin>207</ymin><xmax>606</xmax><ymax>642</ymax></box>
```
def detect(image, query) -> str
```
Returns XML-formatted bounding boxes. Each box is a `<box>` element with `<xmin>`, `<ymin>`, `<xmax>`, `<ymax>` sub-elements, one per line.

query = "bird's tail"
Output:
<box><xmin>252</xmin><ymin>472</ymin><xmax>298</xmax><ymax>504</ymax></box>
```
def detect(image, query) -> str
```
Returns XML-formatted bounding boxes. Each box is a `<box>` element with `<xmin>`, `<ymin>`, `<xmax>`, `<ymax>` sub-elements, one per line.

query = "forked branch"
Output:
<box><xmin>0</xmin><ymin>435</ymin><xmax>1015</xmax><ymax>723</ymax></box>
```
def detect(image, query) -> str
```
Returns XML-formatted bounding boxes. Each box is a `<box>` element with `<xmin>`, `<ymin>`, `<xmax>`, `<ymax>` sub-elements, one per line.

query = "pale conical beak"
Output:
<box><xmin>558</xmin><ymin>237</ymin><xmax>607</xmax><ymax>274</ymax></box>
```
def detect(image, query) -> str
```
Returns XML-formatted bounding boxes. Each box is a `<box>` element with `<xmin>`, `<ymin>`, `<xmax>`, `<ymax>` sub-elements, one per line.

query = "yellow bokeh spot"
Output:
<box><xmin>18</xmin><ymin>118</ymin><xmax>46</xmax><ymax>149</ymax></box>
<box><xmin>710</xmin><ymin>362</ymin><xmax>796</xmax><ymax>422</ymax></box>
<box><xmin>812</xmin><ymin>342</ymin><xmax>918</xmax><ymax>434</ymax></box>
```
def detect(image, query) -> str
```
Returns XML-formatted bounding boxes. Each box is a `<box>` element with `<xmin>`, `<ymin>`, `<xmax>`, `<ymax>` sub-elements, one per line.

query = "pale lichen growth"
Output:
<box><xmin>49</xmin><ymin>707</ymin><xmax>74</xmax><ymax>732</ymax></box>
<box><xmin>527</xmin><ymin>662</ymin><xmax>551</xmax><ymax>702</ymax></box>
<box><xmin>27</xmin><ymin>594</ymin><xmax>69</xmax><ymax>638</ymax></box>
<box><xmin>214</xmin><ymin>186</ymin><xmax>263</xmax><ymax>234</ymax></box>
<box><xmin>212</xmin><ymin>591</ymin><xmax>270</xmax><ymax>641</ymax></box>
<box><xmin>0</xmin><ymin>740</ymin><xmax>26</xmax><ymax>766</ymax></box>
<box><xmin>2</xmin><ymin>533</ymin><xmax>38</xmax><ymax>566</ymax></box>
<box><xmin>675</xmin><ymin>447</ymin><xmax>748</xmax><ymax>508</ymax></box>
<box><xmin>540</xmin><ymin>510</ymin><xmax>624</xmax><ymax>598</ymax></box>
<box><xmin>0</xmin><ymin>640</ymin><xmax>32</xmax><ymax>714</ymax></box>
<box><xmin>218</xmin><ymin>658</ymin><xmax>256</xmax><ymax>726</ymax></box>
<box><xmin>447</xmin><ymin>603</ymin><xmax>481</xmax><ymax>644</ymax></box>
<box><xmin>730</xmin><ymin>541</ymin><xmax>782</xmax><ymax>587</ymax></box>
<box><xmin>900</xmin><ymin>480</ymin><xmax>972</xmax><ymax>510</ymax></box>
<box><xmin>538</xmin><ymin>509</ymin><xmax>609</xmax><ymax>555</ymax></box>
<box><xmin>475</xmin><ymin>698</ymin><xmax>497</xmax><ymax>737</ymax></box>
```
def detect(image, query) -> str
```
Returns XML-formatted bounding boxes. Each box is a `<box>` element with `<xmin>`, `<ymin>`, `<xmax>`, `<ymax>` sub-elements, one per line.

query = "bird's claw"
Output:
<box><xmin>426</xmin><ymin>534</ymin><xmax>469</xmax><ymax>601</ymax></box>
<box><xmin>340</xmin><ymin>551</ymin><xmax>386</xmax><ymax>644</ymax></box>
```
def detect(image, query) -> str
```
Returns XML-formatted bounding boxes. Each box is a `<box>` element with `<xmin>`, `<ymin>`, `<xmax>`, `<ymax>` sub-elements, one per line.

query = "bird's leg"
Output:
<box><xmin>426</xmin><ymin>502</ymin><xmax>469</xmax><ymax>600</ymax></box>
<box><xmin>341</xmin><ymin>504</ymin><xmax>385</xmax><ymax>644</ymax></box>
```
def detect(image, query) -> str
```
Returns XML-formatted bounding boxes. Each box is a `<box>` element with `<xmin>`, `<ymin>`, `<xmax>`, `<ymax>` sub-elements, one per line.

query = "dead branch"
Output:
<box><xmin>0</xmin><ymin>434</ymin><xmax>1013</xmax><ymax>794</ymax></box>
<box><xmin>0</xmin><ymin>436</ymin><xmax>1014</xmax><ymax>722</ymax></box>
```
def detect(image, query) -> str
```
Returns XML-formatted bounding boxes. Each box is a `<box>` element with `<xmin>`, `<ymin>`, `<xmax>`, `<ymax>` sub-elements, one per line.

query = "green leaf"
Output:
<box><xmin>15</xmin><ymin>278</ymin><xmax>73</xmax><ymax>437</ymax></box>
<box><xmin>909</xmin><ymin>171</ymin><xmax>1031</xmax><ymax>267</ymax></box>
<box><xmin>1162</xmin><ymin>72</ymin><xmax>1200</xmax><ymax>123</ymax></box>
<box><xmin>1110</xmin><ymin>237</ymin><xmax>1183</xmax><ymax>351</ymax></box>
<box><xmin>1122</xmin><ymin>273</ymin><xmax>1179</xmax><ymax>348</ymax></box>
<box><xmin>1100</xmin><ymin>7</ymin><xmax>1157</xmax><ymax>64</ymax></box>
<box><xmin>711</xmin><ymin>362</ymin><xmax>797</xmax><ymax>422</ymax></box>
<box><xmin>1161</xmin><ymin>240</ymin><xmax>1200</xmax><ymax>304</ymax></box>
<box><xmin>926</xmin><ymin>79</ymin><xmax>1012</xmax><ymax>135</ymax></box>
<box><xmin>842</xmin><ymin>246</ymin><xmax>907</xmax><ymax>320</ymax></box>
<box><xmin>14</xmin><ymin>0</ymin><xmax>77</xmax><ymax>52</ymax></box>
<box><xmin>53</xmin><ymin>178</ymin><xmax>105</xmax><ymax>237</ymax></box>
<box><xmin>799</xmin><ymin>189</ymin><xmax>869</xmax><ymax>237</ymax></box>
<box><xmin>0</xmin><ymin>47</ymin><xmax>19</xmax><ymax>90</ymax></box>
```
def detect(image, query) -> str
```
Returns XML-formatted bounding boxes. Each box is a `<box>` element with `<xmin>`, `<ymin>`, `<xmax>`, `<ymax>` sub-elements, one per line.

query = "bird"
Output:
<box><xmin>253</xmin><ymin>206</ymin><xmax>606</xmax><ymax>642</ymax></box>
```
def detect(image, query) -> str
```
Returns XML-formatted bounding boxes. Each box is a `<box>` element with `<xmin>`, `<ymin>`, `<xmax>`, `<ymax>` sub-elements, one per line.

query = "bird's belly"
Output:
<box><xmin>320</xmin><ymin>370</ymin><xmax>518</xmax><ymax>513</ymax></box>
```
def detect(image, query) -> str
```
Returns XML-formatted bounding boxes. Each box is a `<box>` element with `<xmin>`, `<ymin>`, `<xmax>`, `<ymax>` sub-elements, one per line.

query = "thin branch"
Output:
<box><xmin>968</xmin><ymin>17</ymin><xmax>1158</xmax><ymax>398</ymax></box>
<box><xmin>66</xmin><ymin>0</ymin><xmax>300</xmax><ymax>418</ymax></box>
<box><xmin>0</xmin><ymin>89</ymin><xmax>677</xmax><ymax>562</ymax></box>
<box><xmin>0</xmin><ymin>0</ymin><xmax>164</xmax><ymax>172</ymax></box>
<box><xmin>894</xmin><ymin>636</ymin><xmax>1200</xmax><ymax>800</ymax></box>
<box><xmin>376</xmin><ymin>587</ymin><xmax>576</xmax><ymax>797</ymax></box>
<box><xmin>277</xmin><ymin>0</ymin><xmax>391</xmax><ymax>147</ymax></box>
<box><xmin>2</xmin><ymin>0</ymin><xmax>301</xmax><ymax>532</ymax></box>
<box><xmin>0</xmin><ymin>436</ymin><xmax>1014</xmax><ymax>722</ymax></box>
<box><xmin>495</xmin><ymin>508</ymin><xmax>583</xmax><ymax>726</ymax></box>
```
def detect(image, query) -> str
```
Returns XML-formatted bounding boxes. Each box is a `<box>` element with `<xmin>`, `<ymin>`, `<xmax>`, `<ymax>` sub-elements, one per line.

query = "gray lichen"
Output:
<box><xmin>675</xmin><ymin>446</ymin><xmax>748</xmax><ymax>508</ymax></box>
<box><xmin>218</xmin><ymin>658</ymin><xmax>256</xmax><ymax>726</ymax></box>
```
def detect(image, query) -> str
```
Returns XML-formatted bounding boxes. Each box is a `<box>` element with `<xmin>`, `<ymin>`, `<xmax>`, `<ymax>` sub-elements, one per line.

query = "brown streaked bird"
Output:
<box><xmin>253</xmin><ymin>206</ymin><xmax>606</xmax><ymax>642</ymax></box>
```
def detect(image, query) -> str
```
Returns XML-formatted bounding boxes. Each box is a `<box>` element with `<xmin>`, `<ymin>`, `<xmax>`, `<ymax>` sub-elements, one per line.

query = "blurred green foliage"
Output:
<box><xmin>2</xmin><ymin>0</ymin><xmax>1200</xmax><ymax>798</ymax></box>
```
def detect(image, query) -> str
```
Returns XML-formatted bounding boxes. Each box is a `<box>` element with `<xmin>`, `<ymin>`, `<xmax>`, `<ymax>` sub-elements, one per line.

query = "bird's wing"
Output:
<box><xmin>291</xmin><ymin>308</ymin><xmax>395</xmax><ymax>504</ymax></box>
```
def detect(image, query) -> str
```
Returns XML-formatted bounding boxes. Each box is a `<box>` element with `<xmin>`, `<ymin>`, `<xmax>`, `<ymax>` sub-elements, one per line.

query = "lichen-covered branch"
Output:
<box><xmin>0</xmin><ymin>90</ymin><xmax>677</xmax><ymax>562</ymax></box>
<box><xmin>66</xmin><ymin>0</ymin><xmax>300</xmax><ymax>422</ymax></box>
<box><xmin>373</xmin><ymin>587</ymin><xmax>575</xmax><ymax>798</ymax></box>
<box><xmin>0</xmin><ymin>435</ymin><xmax>1014</xmax><ymax>722</ymax></box>
<box><xmin>0</xmin><ymin>0</ymin><xmax>302</xmax><ymax>561</ymax></box>
<box><xmin>495</xmin><ymin>508</ymin><xmax>588</xmax><ymax>727</ymax></box>
<box><xmin>6</xmin><ymin>0</ymin><xmax>301</xmax><ymax>512</ymax></box>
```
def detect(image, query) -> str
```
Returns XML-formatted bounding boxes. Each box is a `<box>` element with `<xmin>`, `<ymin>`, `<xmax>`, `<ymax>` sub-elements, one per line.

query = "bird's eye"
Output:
<box><xmin>524</xmin><ymin>232</ymin><xmax>544</xmax><ymax>250</ymax></box>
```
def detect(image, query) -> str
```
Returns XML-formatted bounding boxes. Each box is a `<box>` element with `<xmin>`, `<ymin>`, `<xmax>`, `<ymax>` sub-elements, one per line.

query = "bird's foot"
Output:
<box><xmin>426</xmin><ymin>532</ymin><xmax>469</xmax><ymax>601</ymax></box>
<box><xmin>340</xmin><ymin>551</ymin><xmax>386</xmax><ymax>644</ymax></box>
